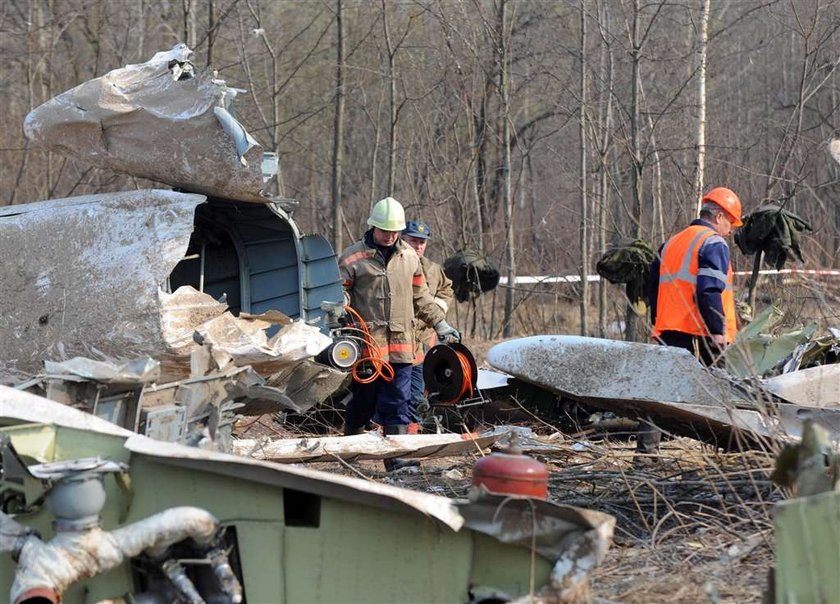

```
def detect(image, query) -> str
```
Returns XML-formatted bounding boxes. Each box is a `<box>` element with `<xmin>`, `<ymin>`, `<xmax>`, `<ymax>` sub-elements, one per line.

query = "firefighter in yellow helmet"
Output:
<box><xmin>338</xmin><ymin>197</ymin><xmax>460</xmax><ymax>471</ymax></box>
<box><xmin>637</xmin><ymin>186</ymin><xmax>744</xmax><ymax>459</ymax></box>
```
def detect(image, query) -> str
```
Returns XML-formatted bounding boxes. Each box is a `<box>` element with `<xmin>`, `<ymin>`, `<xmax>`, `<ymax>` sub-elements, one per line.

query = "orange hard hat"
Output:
<box><xmin>702</xmin><ymin>187</ymin><xmax>743</xmax><ymax>227</ymax></box>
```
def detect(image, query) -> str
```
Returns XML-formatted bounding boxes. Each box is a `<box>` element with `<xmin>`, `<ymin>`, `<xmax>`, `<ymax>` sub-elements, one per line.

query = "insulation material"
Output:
<box><xmin>232</xmin><ymin>431</ymin><xmax>498</xmax><ymax>463</ymax></box>
<box><xmin>160</xmin><ymin>307</ymin><xmax>331</xmax><ymax>378</ymax></box>
<box><xmin>23</xmin><ymin>44</ymin><xmax>268</xmax><ymax>203</ymax></box>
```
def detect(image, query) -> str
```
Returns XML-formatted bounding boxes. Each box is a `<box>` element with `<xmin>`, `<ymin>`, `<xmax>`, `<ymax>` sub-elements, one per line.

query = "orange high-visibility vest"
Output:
<box><xmin>653</xmin><ymin>225</ymin><xmax>737</xmax><ymax>343</ymax></box>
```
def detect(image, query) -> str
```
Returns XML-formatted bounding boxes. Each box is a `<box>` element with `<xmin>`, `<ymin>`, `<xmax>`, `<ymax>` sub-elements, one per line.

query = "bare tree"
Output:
<box><xmin>693</xmin><ymin>0</ymin><xmax>711</xmax><ymax>212</ymax></box>
<box><xmin>331</xmin><ymin>0</ymin><xmax>345</xmax><ymax>250</ymax></box>
<box><xmin>579</xmin><ymin>0</ymin><xmax>590</xmax><ymax>335</ymax></box>
<box><xmin>498</xmin><ymin>0</ymin><xmax>516</xmax><ymax>338</ymax></box>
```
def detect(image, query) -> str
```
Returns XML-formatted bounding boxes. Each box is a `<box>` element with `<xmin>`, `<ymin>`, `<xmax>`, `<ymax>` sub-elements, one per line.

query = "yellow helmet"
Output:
<box><xmin>367</xmin><ymin>197</ymin><xmax>407</xmax><ymax>231</ymax></box>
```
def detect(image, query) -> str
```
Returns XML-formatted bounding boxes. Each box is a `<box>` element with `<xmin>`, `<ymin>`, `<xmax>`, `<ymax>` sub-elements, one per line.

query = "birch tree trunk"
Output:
<box><xmin>382</xmin><ymin>1</ymin><xmax>397</xmax><ymax>196</ymax></box>
<box><xmin>630</xmin><ymin>0</ymin><xmax>643</xmax><ymax>241</ymax></box>
<box><xmin>206</xmin><ymin>0</ymin><xmax>216</xmax><ymax>66</ymax></box>
<box><xmin>693</xmin><ymin>0</ymin><xmax>711</xmax><ymax>214</ymax></box>
<box><xmin>579</xmin><ymin>0</ymin><xmax>590</xmax><ymax>336</ymax></box>
<box><xmin>626</xmin><ymin>0</ymin><xmax>644</xmax><ymax>342</ymax></box>
<box><xmin>183</xmin><ymin>0</ymin><xmax>197</xmax><ymax>48</ymax></box>
<box><xmin>596</xmin><ymin>1</ymin><xmax>614</xmax><ymax>338</ymax></box>
<box><xmin>331</xmin><ymin>0</ymin><xmax>346</xmax><ymax>251</ymax></box>
<box><xmin>499</xmin><ymin>0</ymin><xmax>516</xmax><ymax>338</ymax></box>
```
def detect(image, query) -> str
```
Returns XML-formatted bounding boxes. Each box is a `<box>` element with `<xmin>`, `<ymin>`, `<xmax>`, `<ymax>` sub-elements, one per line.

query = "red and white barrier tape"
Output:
<box><xmin>499</xmin><ymin>267</ymin><xmax>840</xmax><ymax>286</ymax></box>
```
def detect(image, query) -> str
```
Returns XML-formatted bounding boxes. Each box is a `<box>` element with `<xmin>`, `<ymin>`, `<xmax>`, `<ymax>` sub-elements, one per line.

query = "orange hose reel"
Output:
<box><xmin>422</xmin><ymin>343</ymin><xmax>478</xmax><ymax>405</ymax></box>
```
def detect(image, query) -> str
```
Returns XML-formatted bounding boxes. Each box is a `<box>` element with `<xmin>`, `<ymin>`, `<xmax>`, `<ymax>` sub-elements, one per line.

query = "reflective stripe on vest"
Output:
<box><xmin>653</xmin><ymin>225</ymin><xmax>738</xmax><ymax>343</ymax></box>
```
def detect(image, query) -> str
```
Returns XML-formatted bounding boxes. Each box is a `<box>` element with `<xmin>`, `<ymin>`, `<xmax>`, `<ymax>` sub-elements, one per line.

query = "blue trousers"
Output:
<box><xmin>409</xmin><ymin>363</ymin><xmax>425</xmax><ymax>421</ymax></box>
<box><xmin>345</xmin><ymin>362</ymin><xmax>413</xmax><ymax>430</ymax></box>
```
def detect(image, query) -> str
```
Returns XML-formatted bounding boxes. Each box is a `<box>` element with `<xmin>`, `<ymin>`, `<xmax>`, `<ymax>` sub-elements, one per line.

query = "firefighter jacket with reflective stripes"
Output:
<box><xmin>650</xmin><ymin>220</ymin><xmax>737</xmax><ymax>343</ymax></box>
<box><xmin>415</xmin><ymin>255</ymin><xmax>455</xmax><ymax>353</ymax></box>
<box><xmin>340</xmin><ymin>232</ymin><xmax>445</xmax><ymax>364</ymax></box>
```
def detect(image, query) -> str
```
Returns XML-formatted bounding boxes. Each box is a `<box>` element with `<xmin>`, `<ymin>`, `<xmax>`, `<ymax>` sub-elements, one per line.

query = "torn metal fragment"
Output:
<box><xmin>24</xmin><ymin>44</ymin><xmax>269</xmax><ymax>203</ymax></box>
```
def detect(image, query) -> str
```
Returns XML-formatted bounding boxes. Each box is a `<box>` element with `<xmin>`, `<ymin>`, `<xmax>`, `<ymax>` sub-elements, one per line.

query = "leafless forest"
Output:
<box><xmin>2</xmin><ymin>0</ymin><xmax>839</xmax><ymax>338</ymax></box>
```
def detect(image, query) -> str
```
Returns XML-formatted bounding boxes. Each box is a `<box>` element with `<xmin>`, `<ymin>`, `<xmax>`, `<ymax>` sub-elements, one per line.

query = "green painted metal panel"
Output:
<box><xmin>126</xmin><ymin>457</ymin><xmax>286</xmax><ymax>522</ymax></box>
<box><xmin>0</xmin><ymin>430</ymin><xmax>563</xmax><ymax>603</ymax></box>
<box><xmin>5</xmin><ymin>424</ymin><xmax>57</xmax><ymax>462</ymax></box>
<box><xmin>470</xmin><ymin>532</ymin><xmax>552</xmax><ymax>596</ymax></box>
<box><xmin>284</xmin><ymin>497</ymin><xmax>472</xmax><ymax>603</ymax></box>
<box><xmin>775</xmin><ymin>490</ymin><xmax>840</xmax><ymax>603</ymax></box>
<box><xmin>233</xmin><ymin>521</ymin><xmax>285</xmax><ymax>603</ymax></box>
<box><xmin>52</xmin><ymin>427</ymin><xmax>132</xmax><ymax>464</ymax></box>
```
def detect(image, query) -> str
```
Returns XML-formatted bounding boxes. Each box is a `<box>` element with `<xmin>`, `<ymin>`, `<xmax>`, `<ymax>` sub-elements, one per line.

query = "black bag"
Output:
<box><xmin>444</xmin><ymin>249</ymin><xmax>501</xmax><ymax>302</ymax></box>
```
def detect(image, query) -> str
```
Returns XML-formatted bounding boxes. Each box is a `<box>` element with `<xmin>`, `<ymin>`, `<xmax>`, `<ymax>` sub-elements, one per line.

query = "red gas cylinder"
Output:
<box><xmin>472</xmin><ymin>434</ymin><xmax>549</xmax><ymax>499</ymax></box>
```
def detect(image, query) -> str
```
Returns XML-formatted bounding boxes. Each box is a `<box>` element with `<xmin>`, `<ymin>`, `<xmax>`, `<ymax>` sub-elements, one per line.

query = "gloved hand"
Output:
<box><xmin>434</xmin><ymin>320</ymin><xmax>461</xmax><ymax>344</ymax></box>
<box><xmin>710</xmin><ymin>334</ymin><xmax>727</xmax><ymax>349</ymax></box>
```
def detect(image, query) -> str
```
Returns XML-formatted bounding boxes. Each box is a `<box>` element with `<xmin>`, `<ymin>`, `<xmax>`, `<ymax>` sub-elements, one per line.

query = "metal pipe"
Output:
<box><xmin>9</xmin><ymin>506</ymin><xmax>237</xmax><ymax>604</ymax></box>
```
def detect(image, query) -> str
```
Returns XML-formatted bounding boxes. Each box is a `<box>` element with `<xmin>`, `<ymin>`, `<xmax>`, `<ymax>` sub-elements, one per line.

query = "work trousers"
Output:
<box><xmin>635</xmin><ymin>331</ymin><xmax>721</xmax><ymax>454</ymax></box>
<box><xmin>345</xmin><ymin>362</ymin><xmax>413</xmax><ymax>431</ymax></box>
<box><xmin>409</xmin><ymin>364</ymin><xmax>426</xmax><ymax>421</ymax></box>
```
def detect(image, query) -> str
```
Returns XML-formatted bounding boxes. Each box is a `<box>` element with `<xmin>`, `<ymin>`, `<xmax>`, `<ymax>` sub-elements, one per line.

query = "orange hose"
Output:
<box><xmin>437</xmin><ymin>347</ymin><xmax>474</xmax><ymax>404</ymax></box>
<box><xmin>345</xmin><ymin>305</ymin><xmax>395</xmax><ymax>384</ymax></box>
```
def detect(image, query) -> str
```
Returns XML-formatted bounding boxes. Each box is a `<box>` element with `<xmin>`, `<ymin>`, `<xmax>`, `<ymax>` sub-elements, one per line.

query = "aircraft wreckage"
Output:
<box><xmin>0</xmin><ymin>387</ymin><xmax>615</xmax><ymax>604</ymax></box>
<box><xmin>487</xmin><ymin>335</ymin><xmax>840</xmax><ymax>448</ymax></box>
<box><xmin>0</xmin><ymin>44</ymin><xmax>619</xmax><ymax>603</ymax></box>
<box><xmin>0</xmin><ymin>44</ymin><xmax>355</xmax><ymax>448</ymax></box>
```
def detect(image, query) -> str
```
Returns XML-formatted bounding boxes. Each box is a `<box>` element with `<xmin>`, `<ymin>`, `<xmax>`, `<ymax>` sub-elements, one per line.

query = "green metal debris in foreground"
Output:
<box><xmin>774</xmin><ymin>490</ymin><xmax>840</xmax><ymax>602</ymax></box>
<box><xmin>0</xmin><ymin>386</ymin><xmax>614</xmax><ymax>603</ymax></box>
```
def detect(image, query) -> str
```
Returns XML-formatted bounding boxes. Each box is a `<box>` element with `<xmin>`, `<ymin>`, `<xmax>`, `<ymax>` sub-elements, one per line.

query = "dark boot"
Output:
<box><xmin>633</xmin><ymin>419</ymin><xmax>662</xmax><ymax>469</ymax></box>
<box><xmin>344</xmin><ymin>425</ymin><xmax>364</xmax><ymax>436</ymax></box>
<box><xmin>382</xmin><ymin>424</ymin><xmax>420</xmax><ymax>472</ymax></box>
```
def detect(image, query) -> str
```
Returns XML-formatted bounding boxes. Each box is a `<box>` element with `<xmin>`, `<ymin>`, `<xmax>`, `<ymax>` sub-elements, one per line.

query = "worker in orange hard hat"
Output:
<box><xmin>636</xmin><ymin>186</ymin><xmax>743</xmax><ymax>460</ymax></box>
<box><xmin>701</xmin><ymin>187</ymin><xmax>743</xmax><ymax>227</ymax></box>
